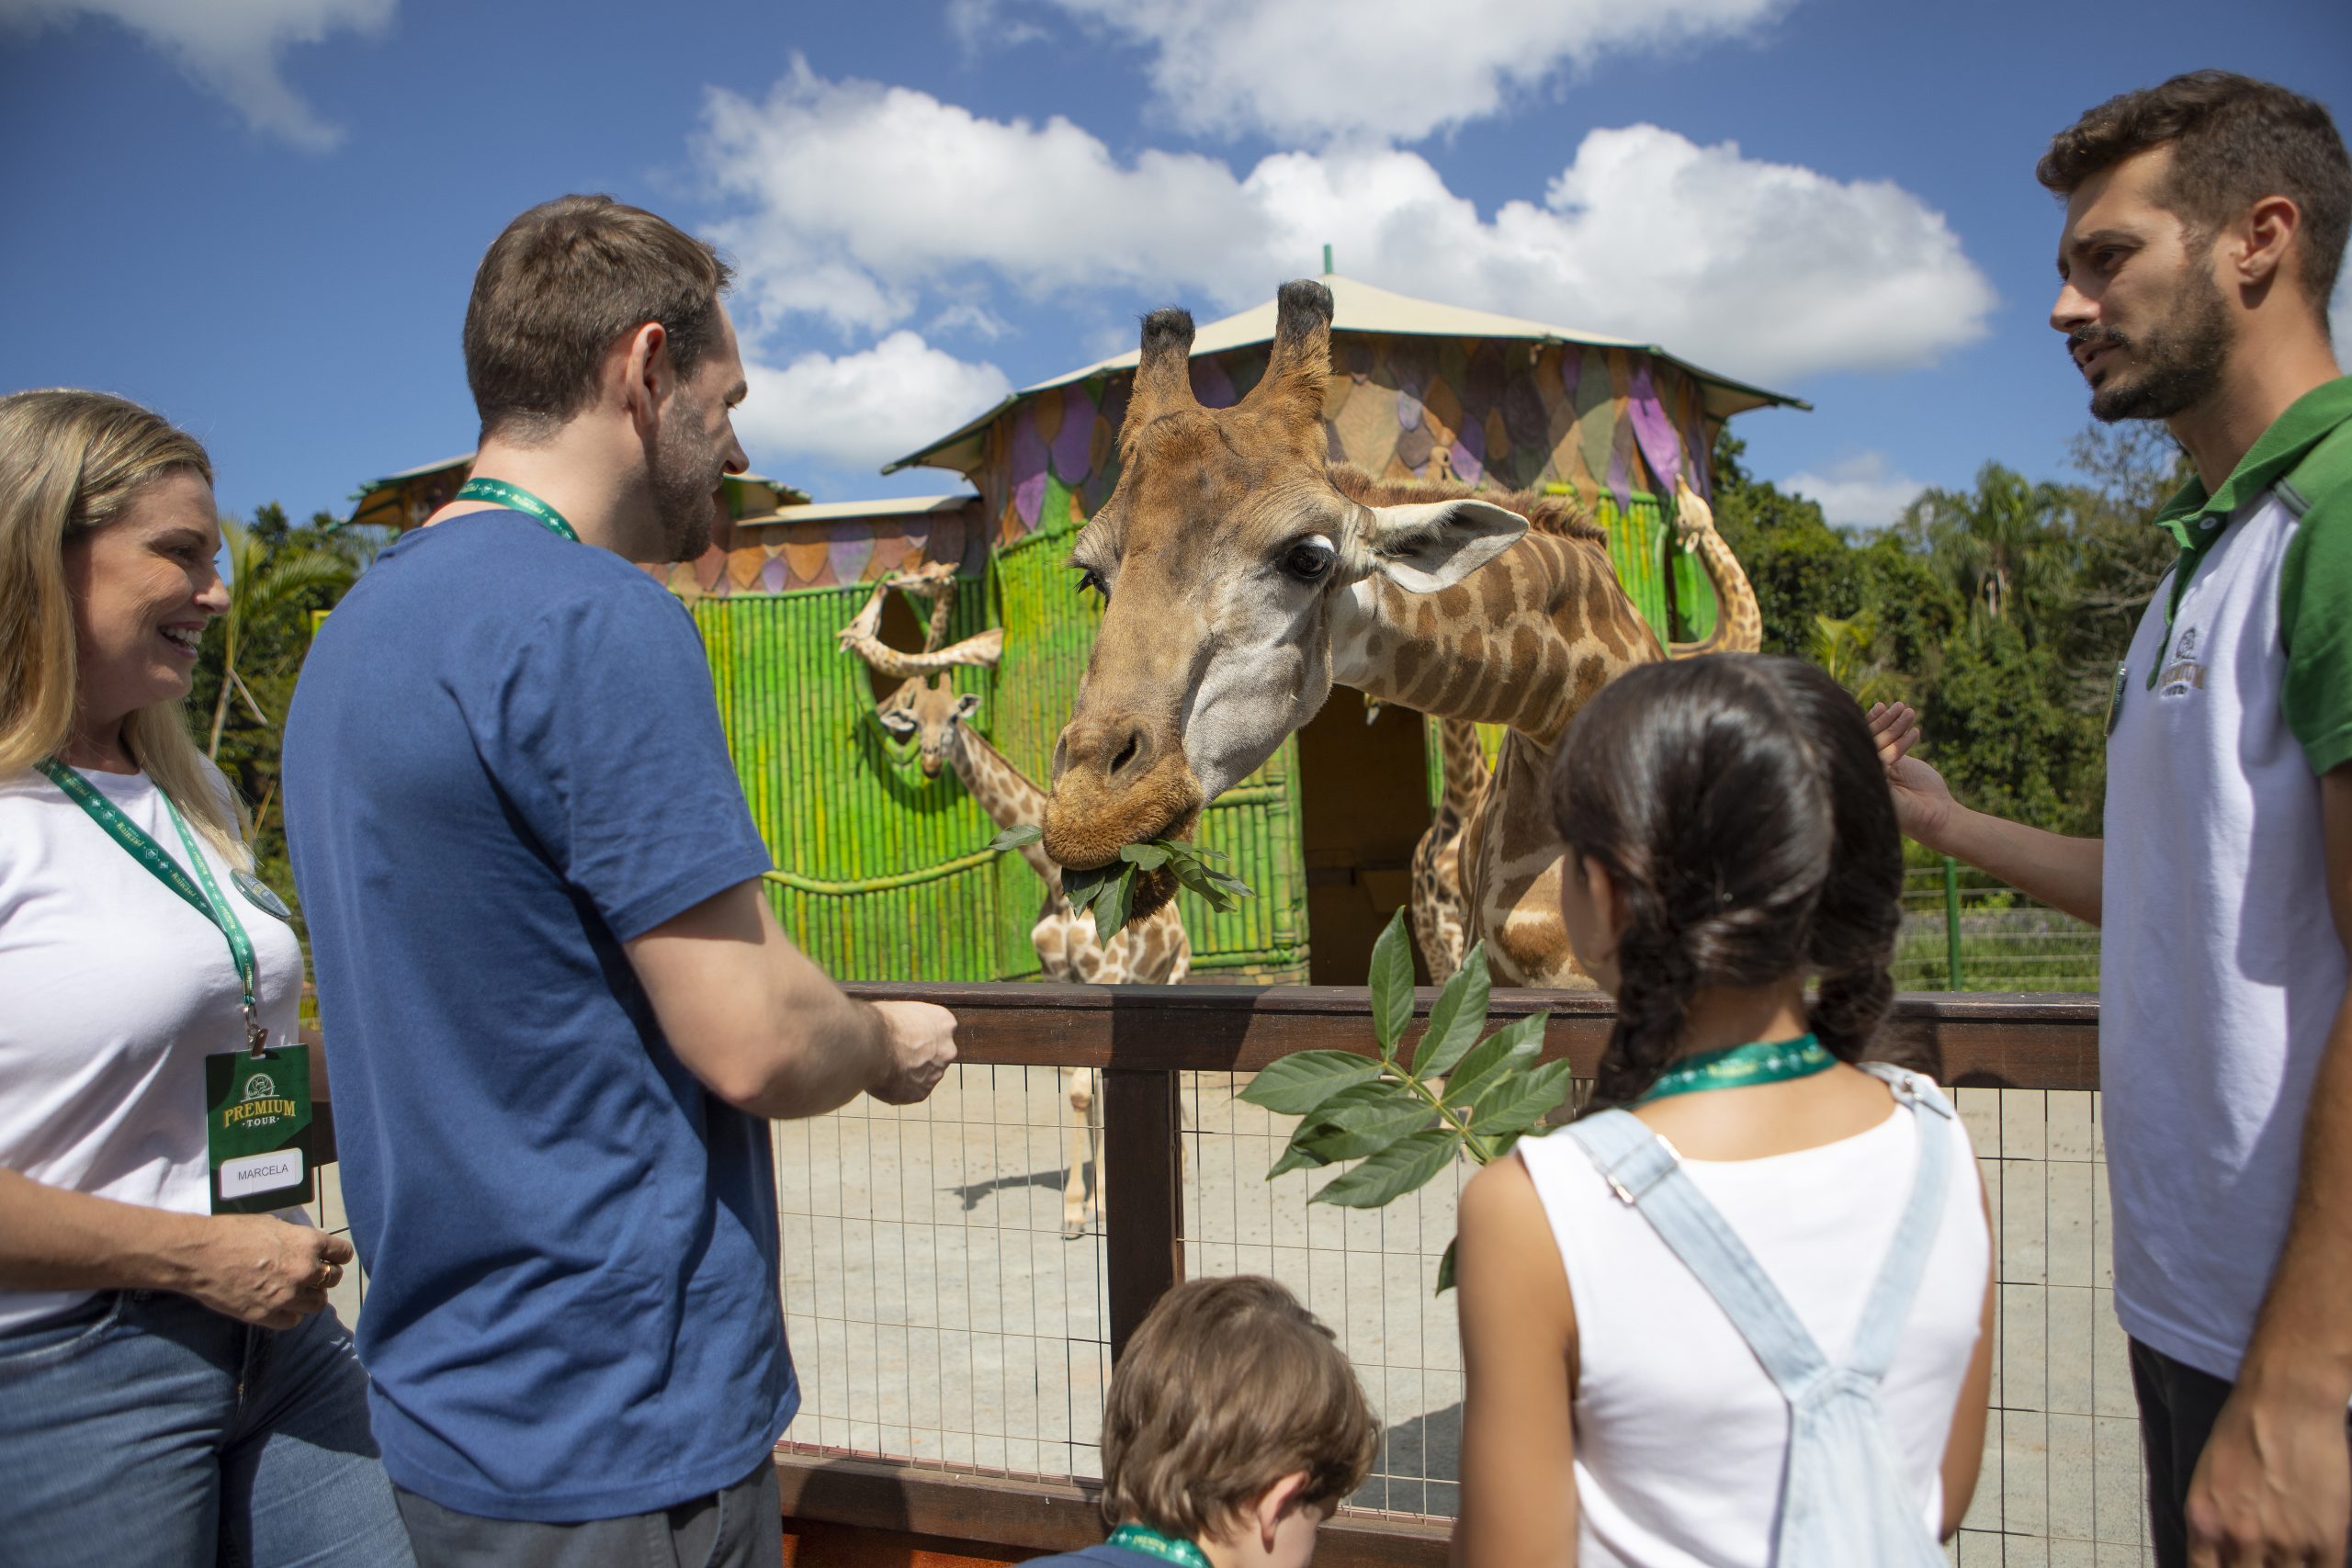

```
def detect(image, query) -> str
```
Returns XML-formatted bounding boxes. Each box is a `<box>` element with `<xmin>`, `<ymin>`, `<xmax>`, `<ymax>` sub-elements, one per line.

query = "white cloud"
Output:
<box><xmin>1781</xmin><ymin>452</ymin><xmax>1925</xmax><ymax>530</ymax></box>
<box><xmin>1</xmin><ymin>0</ymin><xmax>393</xmax><ymax>151</ymax></box>
<box><xmin>1023</xmin><ymin>0</ymin><xmax>1786</xmax><ymax>146</ymax></box>
<box><xmin>696</xmin><ymin>67</ymin><xmax>1996</xmax><ymax>386</ymax></box>
<box><xmin>736</xmin><ymin>332</ymin><xmax>1012</xmax><ymax>473</ymax></box>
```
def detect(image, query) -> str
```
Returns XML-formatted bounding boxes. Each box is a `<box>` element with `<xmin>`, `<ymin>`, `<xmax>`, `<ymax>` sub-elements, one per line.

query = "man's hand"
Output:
<box><xmin>185</xmin><ymin>1217</ymin><xmax>351</xmax><ymax>1330</ymax></box>
<box><xmin>2186</xmin><ymin>1380</ymin><xmax>2350</xmax><ymax>1567</ymax></box>
<box><xmin>868</xmin><ymin>999</ymin><xmax>957</xmax><ymax>1105</ymax></box>
<box><xmin>1866</xmin><ymin>700</ymin><xmax>1960</xmax><ymax>848</ymax></box>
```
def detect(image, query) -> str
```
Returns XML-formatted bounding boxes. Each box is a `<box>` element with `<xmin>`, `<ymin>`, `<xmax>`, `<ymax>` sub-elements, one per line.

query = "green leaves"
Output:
<box><xmin>978</xmin><ymin>830</ymin><xmax>1255</xmax><ymax>935</ymax></box>
<box><xmin>1248</xmin><ymin>909</ymin><xmax>1577</xmax><ymax>1294</ymax></box>
<box><xmin>1239</xmin><ymin>1051</ymin><xmax>1384</xmax><ymax>1115</ymax></box>
<box><xmin>1411</xmin><ymin>942</ymin><xmax>1491</xmax><ymax>1077</ymax></box>
<box><xmin>1369</xmin><ymin>913</ymin><xmax>1413</xmax><ymax>1055</ymax></box>
<box><xmin>1311</xmin><ymin>1131</ymin><xmax>1461</xmax><ymax>1209</ymax></box>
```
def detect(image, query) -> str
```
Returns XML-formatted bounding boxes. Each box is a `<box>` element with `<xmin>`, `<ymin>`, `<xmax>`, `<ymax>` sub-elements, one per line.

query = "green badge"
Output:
<box><xmin>205</xmin><ymin>1047</ymin><xmax>315</xmax><ymax>1213</ymax></box>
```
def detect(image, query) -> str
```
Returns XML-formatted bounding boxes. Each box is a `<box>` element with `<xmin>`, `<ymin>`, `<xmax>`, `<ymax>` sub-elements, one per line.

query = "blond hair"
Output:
<box><xmin>0</xmin><ymin>389</ymin><xmax>246</xmax><ymax>864</ymax></box>
<box><xmin>1100</xmin><ymin>1276</ymin><xmax>1378</xmax><ymax>1540</ymax></box>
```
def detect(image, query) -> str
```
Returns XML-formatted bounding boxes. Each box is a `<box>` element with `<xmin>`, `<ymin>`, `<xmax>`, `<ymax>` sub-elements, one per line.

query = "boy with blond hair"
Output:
<box><xmin>1034</xmin><ymin>1276</ymin><xmax>1378</xmax><ymax>1568</ymax></box>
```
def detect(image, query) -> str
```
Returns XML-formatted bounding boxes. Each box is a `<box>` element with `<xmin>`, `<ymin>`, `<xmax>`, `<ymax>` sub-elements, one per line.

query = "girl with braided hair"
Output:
<box><xmin>1452</xmin><ymin>654</ymin><xmax>1995</xmax><ymax>1567</ymax></box>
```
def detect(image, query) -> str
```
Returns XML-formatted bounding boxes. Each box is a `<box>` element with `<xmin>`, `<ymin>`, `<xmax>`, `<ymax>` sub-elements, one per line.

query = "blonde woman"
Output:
<box><xmin>0</xmin><ymin>390</ymin><xmax>412</xmax><ymax>1566</ymax></box>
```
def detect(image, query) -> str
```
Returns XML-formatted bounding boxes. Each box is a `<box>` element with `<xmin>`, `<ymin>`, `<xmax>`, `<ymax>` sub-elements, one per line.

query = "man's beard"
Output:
<box><xmin>2077</xmin><ymin>261</ymin><xmax>2233</xmax><ymax>423</ymax></box>
<box><xmin>650</xmin><ymin>398</ymin><xmax>721</xmax><ymax>562</ymax></box>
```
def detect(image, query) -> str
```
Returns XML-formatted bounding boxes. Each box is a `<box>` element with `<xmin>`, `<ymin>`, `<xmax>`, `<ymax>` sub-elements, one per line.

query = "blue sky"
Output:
<box><xmin>2</xmin><ymin>0</ymin><xmax>2345</xmax><ymax>532</ymax></box>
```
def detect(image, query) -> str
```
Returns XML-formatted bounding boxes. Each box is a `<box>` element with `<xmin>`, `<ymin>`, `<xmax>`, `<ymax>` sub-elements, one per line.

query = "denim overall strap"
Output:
<box><xmin>1565</xmin><ymin>1110</ymin><xmax>1832</xmax><ymax>1400</ymax></box>
<box><xmin>1846</xmin><ymin>1064</ymin><xmax>1958</xmax><ymax>1383</ymax></box>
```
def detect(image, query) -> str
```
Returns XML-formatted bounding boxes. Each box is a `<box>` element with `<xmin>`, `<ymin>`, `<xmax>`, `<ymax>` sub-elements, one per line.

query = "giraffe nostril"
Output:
<box><xmin>1111</xmin><ymin>735</ymin><xmax>1138</xmax><ymax>775</ymax></box>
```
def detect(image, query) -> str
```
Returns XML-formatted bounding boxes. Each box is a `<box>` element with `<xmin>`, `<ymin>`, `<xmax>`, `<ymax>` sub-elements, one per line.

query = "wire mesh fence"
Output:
<box><xmin>1897</xmin><ymin>859</ymin><xmax>2102</xmax><ymax>993</ymax></box>
<box><xmin>772</xmin><ymin>1062</ymin><xmax>1113</xmax><ymax>1478</ymax></box>
<box><xmin>1178</xmin><ymin>1072</ymin><xmax>1469</xmax><ymax>1518</ymax></box>
<box><xmin>309</xmin><ymin>1054</ymin><xmax>2150</xmax><ymax>1561</ymax></box>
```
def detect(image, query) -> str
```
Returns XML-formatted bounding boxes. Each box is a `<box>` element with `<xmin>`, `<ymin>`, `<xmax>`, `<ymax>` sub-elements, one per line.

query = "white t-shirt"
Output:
<box><xmin>0</xmin><ymin>764</ymin><xmax>306</xmax><ymax>1332</ymax></box>
<box><xmin>2101</xmin><ymin>489</ymin><xmax>2351</xmax><ymax>1380</ymax></box>
<box><xmin>1518</xmin><ymin>1093</ymin><xmax>1988</xmax><ymax>1568</ymax></box>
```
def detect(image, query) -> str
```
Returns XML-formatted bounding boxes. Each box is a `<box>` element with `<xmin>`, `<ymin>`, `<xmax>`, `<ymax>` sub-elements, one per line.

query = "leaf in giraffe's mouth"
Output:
<box><xmin>984</xmin><ymin>825</ymin><xmax>1254</xmax><ymax>942</ymax></box>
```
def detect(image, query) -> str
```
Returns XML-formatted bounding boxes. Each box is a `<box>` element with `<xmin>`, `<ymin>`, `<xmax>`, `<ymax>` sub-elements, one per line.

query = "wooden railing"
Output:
<box><xmin>768</xmin><ymin>984</ymin><xmax>2099</xmax><ymax>1568</ymax></box>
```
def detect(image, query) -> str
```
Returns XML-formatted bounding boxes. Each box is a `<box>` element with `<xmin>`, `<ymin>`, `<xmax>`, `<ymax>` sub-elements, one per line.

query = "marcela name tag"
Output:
<box><xmin>220</xmin><ymin>1147</ymin><xmax>307</xmax><ymax>1200</ymax></box>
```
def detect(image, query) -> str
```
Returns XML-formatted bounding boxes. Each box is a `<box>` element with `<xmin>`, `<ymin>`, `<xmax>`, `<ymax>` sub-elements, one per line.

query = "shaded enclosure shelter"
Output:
<box><xmin>350</xmin><ymin>276</ymin><xmax>1798</xmax><ymax>985</ymax></box>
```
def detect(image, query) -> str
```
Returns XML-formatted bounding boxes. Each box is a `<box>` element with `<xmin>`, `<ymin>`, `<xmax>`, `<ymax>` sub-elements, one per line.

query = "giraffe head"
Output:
<box><xmin>1671</xmin><ymin>476</ymin><xmax>1715</xmax><ymax>543</ymax></box>
<box><xmin>1041</xmin><ymin>280</ymin><xmax>1528</xmax><ymax>901</ymax></box>
<box><xmin>878</xmin><ymin>675</ymin><xmax>981</xmax><ymax>779</ymax></box>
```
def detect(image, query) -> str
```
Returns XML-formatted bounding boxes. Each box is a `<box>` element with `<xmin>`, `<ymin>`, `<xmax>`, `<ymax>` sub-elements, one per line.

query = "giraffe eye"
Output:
<box><xmin>1076</xmin><ymin>567</ymin><xmax>1109</xmax><ymax>603</ymax></box>
<box><xmin>1280</xmin><ymin>537</ymin><xmax>1336</xmax><ymax>583</ymax></box>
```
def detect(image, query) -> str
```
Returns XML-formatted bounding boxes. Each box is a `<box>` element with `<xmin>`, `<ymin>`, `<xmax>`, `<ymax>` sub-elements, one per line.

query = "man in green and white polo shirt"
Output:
<box><xmin>1875</xmin><ymin>72</ymin><xmax>2352</xmax><ymax>1566</ymax></box>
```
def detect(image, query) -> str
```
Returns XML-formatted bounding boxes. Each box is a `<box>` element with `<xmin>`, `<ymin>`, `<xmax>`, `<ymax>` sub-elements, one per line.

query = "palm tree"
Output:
<box><xmin>206</xmin><ymin>514</ymin><xmax>357</xmax><ymax>759</ymax></box>
<box><xmin>1809</xmin><ymin>611</ymin><xmax>1894</xmax><ymax>707</ymax></box>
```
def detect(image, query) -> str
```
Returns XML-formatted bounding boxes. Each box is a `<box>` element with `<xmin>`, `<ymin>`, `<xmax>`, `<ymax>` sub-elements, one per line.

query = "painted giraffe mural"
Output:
<box><xmin>1666</xmin><ymin>477</ymin><xmax>1763</xmax><ymax>659</ymax></box>
<box><xmin>839</xmin><ymin>587</ymin><xmax>1189</xmax><ymax>1236</ymax></box>
<box><xmin>1039</xmin><ymin>280</ymin><xmax>1676</xmax><ymax>989</ymax></box>
<box><xmin>1406</xmin><ymin>473</ymin><xmax>1764</xmax><ymax>981</ymax></box>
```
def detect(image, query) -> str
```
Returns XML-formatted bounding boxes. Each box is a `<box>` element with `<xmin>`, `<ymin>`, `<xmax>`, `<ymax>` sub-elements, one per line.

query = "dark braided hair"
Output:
<box><xmin>1547</xmin><ymin>655</ymin><xmax>1922</xmax><ymax>1111</ymax></box>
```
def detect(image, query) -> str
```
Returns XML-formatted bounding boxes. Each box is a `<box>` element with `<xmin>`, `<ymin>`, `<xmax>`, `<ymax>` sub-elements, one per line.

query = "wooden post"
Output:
<box><xmin>1102</xmin><ymin>1066</ymin><xmax>1182</xmax><ymax>1364</ymax></box>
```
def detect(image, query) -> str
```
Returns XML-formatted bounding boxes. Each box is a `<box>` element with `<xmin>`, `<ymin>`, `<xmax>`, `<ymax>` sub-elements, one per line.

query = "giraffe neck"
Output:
<box><xmin>1668</xmin><ymin>519</ymin><xmax>1761</xmax><ymax>657</ymax></box>
<box><xmin>1332</xmin><ymin>532</ymin><xmax>1660</xmax><ymax>747</ymax></box>
<box><xmin>949</xmin><ymin>724</ymin><xmax>1060</xmax><ymax>889</ymax></box>
<box><xmin>1435</xmin><ymin>719</ymin><xmax>1489</xmax><ymax>820</ymax></box>
<box><xmin>921</xmin><ymin>577</ymin><xmax>958</xmax><ymax>652</ymax></box>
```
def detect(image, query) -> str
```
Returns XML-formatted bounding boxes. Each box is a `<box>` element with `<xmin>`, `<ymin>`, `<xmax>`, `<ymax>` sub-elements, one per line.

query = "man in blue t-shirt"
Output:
<box><xmin>284</xmin><ymin>195</ymin><xmax>957</xmax><ymax>1566</ymax></box>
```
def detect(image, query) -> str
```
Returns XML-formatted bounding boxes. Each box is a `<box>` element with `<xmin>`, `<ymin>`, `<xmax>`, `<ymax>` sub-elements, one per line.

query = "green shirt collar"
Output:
<box><xmin>2152</xmin><ymin>375</ymin><xmax>2352</xmax><ymax>550</ymax></box>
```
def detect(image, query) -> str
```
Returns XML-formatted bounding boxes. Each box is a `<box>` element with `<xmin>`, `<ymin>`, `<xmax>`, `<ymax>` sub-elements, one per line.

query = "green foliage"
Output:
<box><xmin>188</xmin><ymin>505</ymin><xmax>382</xmax><ymax>949</ymax></box>
<box><xmin>988</xmin><ymin>826</ymin><xmax>1256</xmax><ymax>942</ymax></box>
<box><xmin>1713</xmin><ymin>424</ymin><xmax>2184</xmax><ymax>843</ymax></box>
<box><xmin>1239</xmin><ymin>910</ymin><xmax>1569</xmax><ymax>1293</ymax></box>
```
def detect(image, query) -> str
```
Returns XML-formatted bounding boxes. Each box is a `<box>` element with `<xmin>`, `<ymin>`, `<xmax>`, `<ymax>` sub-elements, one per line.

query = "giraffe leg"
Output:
<box><xmin>1063</xmin><ymin>1066</ymin><xmax>1097</xmax><ymax>1238</ymax></box>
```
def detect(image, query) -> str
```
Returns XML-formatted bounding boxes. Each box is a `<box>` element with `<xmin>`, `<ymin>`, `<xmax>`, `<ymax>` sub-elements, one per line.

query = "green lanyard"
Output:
<box><xmin>36</xmin><ymin>759</ymin><xmax>266</xmax><ymax>1055</ymax></box>
<box><xmin>1636</xmin><ymin>1033</ymin><xmax>1835</xmax><ymax>1104</ymax></box>
<box><xmin>454</xmin><ymin>477</ymin><xmax>579</xmax><ymax>542</ymax></box>
<box><xmin>1107</xmin><ymin>1524</ymin><xmax>1214</xmax><ymax>1568</ymax></box>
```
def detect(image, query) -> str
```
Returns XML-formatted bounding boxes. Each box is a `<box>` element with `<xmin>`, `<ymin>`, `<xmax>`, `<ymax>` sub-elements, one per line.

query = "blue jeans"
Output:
<box><xmin>0</xmin><ymin>1290</ymin><xmax>413</xmax><ymax>1567</ymax></box>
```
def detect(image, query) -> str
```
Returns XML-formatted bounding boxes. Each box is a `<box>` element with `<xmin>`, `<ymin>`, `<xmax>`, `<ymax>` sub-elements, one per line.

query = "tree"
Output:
<box><xmin>188</xmin><ymin>505</ymin><xmax>383</xmax><ymax>940</ymax></box>
<box><xmin>205</xmin><ymin>512</ymin><xmax>357</xmax><ymax>761</ymax></box>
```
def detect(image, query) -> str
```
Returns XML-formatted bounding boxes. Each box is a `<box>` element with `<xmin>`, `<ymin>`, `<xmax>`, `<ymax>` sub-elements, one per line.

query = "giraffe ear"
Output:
<box><xmin>953</xmin><ymin>693</ymin><xmax>982</xmax><ymax>721</ymax></box>
<box><xmin>1359</xmin><ymin>499</ymin><xmax>1527</xmax><ymax>594</ymax></box>
<box><xmin>877</xmin><ymin>706</ymin><xmax>918</xmax><ymax>739</ymax></box>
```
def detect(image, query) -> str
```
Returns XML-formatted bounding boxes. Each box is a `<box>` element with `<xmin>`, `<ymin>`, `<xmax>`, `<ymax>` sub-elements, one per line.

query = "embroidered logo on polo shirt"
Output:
<box><xmin>2159</xmin><ymin>625</ymin><xmax>2207</xmax><ymax>696</ymax></box>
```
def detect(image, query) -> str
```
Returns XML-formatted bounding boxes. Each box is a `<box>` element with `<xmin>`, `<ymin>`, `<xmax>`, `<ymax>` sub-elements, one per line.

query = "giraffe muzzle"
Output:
<box><xmin>1042</xmin><ymin>717</ymin><xmax>1203</xmax><ymax>876</ymax></box>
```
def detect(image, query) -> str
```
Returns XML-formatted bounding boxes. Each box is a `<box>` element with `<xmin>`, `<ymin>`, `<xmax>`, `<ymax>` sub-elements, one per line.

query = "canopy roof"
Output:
<box><xmin>346</xmin><ymin>453</ymin><xmax>810</xmax><ymax>531</ymax></box>
<box><xmin>886</xmin><ymin>273</ymin><xmax>1806</xmax><ymax>478</ymax></box>
<box><xmin>734</xmin><ymin>493</ymin><xmax>977</xmax><ymax>529</ymax></box>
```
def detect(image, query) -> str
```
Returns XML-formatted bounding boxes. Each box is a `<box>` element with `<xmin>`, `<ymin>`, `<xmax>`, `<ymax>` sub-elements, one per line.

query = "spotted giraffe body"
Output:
<box><xmin>1402</xmin><ymin>477</ymin><xmax>1761</xmax><ymax>981</ymax></box>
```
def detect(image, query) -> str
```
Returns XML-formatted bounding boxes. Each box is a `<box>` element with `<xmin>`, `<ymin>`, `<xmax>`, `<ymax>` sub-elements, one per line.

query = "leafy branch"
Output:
<box><xmin>1238</xmin><ymin>908</ymin><xmax>1571</xmax><ymax>1292</ymax></box>
<box><xmin>987</xmin><ymin>825</ymin><xmax>1254</xmax><ymax>943</ymax></box>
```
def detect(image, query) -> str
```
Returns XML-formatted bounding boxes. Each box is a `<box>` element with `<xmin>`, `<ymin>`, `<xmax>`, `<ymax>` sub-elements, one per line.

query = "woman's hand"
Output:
<box><xmin>183</xmin><ymin>1216</ymin><xmax>352</xmax><ymax>1330</ymax></box>
<box><xmin>1865</xmin><ymin>701</ymin><xmax>1959</xmax><ymax>849</ymax></box>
